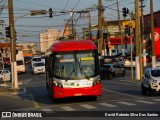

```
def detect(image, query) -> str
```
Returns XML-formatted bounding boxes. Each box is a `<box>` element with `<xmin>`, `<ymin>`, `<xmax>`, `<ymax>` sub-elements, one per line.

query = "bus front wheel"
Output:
<box><xmin>90</xmin><ymin>96</ymin><xmax>97</xmax><ymax>101</ymax></box>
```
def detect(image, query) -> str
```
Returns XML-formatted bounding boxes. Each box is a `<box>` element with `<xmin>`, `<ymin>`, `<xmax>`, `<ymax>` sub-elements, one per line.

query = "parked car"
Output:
<box><xmin>100</xmin><ymin>67</ymin><xmax>114</xmax><ymax>79</ymax></box>
<box><xmin>141</xmin><ymin>67</ymin><xmax>160</xmax><ymax>96</ymax></box>
<box><xmin>32</xmin><ymin>61</ymin><xmax>45</xmax><ymax>74</ymax></box>
<box><xmin>119</xmin><ymin>57</ymin><xmax>135</xmax><ymax>68</ymax></box>
<box><xmin>100</xmin><ymin>56</ymin><xmax>114</xmax><ymax>66</ymax></box>
<box><xmin>0</xmin><ymin>69</ymin><xmax>11</xmax><ymax>83</ymax></box>
<box><xmin>102</xmin><ymin>63</ymin><xmax>125</xmax><ymax>77</ymax></box>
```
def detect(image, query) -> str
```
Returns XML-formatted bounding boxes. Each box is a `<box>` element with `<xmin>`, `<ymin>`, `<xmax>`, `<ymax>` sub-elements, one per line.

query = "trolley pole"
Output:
<box><xmin>129</xmin><ymin>12</ymin><xmax>134</xmax><ymax>81</ymax></box>
<box><xmin>150</xmin><ymin>0</ymin><xmax>156</xmax><ymax>67</ymax></box>
<box><xmin>135</xmin><ymin>0</ymin><xmax>140</xmax><ymax>80</ymax></box>
<box><xmin>8</xmin><ymin>0</ymin><xmax>18</xmax><ymax>90</ymax></box>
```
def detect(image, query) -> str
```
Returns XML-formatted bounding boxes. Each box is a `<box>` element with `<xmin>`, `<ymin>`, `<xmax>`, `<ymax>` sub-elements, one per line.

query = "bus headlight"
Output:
<box><xmin>93</xmin><ymin>79</ymin><xmax>101</xmax><ymax>86</ymax></box>
<box><xmin>152</xmin><ymin>80</ymin><xmax>158</xmax><ymax>83</ymax></box>
<box><xmin>53</xmin><ymin>81</ymin><xmax>63</xmax><ymax>88</ymax></box>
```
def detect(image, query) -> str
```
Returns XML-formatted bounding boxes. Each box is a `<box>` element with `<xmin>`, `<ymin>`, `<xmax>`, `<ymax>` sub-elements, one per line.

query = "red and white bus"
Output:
<box><xmin>45</xmin><ymin>40</ymin><xmax>102</xmax><ymax>101</ymax></box>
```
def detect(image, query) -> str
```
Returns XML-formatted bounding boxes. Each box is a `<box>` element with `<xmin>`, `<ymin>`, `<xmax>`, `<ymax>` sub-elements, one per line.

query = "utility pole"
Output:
<box><xmin>69</xmin><ymin>10</ymin><xmax>75</xmax><ymax>39</ymax></box>
<box><xmin>88</xmin><ymin>11</ymin><xmax>92</xmax><ymax>40</ymax></box>
<box><xmin>135</xmin><ymin>0</ymin><xmax>140</xmax><ymax>80</ymax></box>
<box><xmin>140</xmin><ymin>0</ymin><xmax>146</xmax><ymax>67</ymax></box>
<box><xmin>116</xmin><ymin>0</ymin><xmax>124</xmax><ymax>56</ymax></box>
<box><xmin>8</xmin><ymin>0</ymin><xmax>18</xmax><ymax>90</ymax></box>
<box><xmin>150</xmin><ymin>0</ymin><xmax>156</xmax><ymax>67</ymax></box>
<box><xmin>98</xmin><ymin>0</ymin><xmax>103</xmax><ymax>55</ymax></box>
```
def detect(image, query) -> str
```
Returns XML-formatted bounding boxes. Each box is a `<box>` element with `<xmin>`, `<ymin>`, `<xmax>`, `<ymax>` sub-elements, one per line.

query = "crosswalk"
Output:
<box><xmin>39</xmin><ymin>98</ymin><xmax>160</xmax><ymax>112</ymax></box>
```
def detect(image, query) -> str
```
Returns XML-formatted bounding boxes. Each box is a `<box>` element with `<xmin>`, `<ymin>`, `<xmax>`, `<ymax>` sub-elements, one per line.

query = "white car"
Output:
<box><xmin>103</xmin><ymin>63</ymin><xmax>125</xmax><ymax>76</ymax></box>
<box><xmin>31</xmin><ymin>57</ymin><xmax>42</xmax><ymax>68</ymax></box>
<box><xmin>32</xmin><ymin>61</ymin><xmax>45</xmax><ymax>74</ymax></box>
<box><xmin>0</xmin><ymin>69</ymin><xmax>11</xmax><ymax>82</ymax></box>
<box><xmin>119</xmin><ymin>57</ymin><xmax>135</xmax><ymax>68</ymax></box>
<box><xmin>41</xmin><ymin>55</ymin><xmax>45</xmax><ymax>64</ymax></box>
<box><xmin>141</xmin><ymin>67</ymin><xmax>160</xmax><ymax>96</ymax></box>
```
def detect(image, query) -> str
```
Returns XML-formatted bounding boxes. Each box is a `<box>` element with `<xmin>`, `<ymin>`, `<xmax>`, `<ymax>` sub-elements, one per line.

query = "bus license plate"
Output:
<box><xmin>74</xmin><ymin>93</ymin><xmax>82</xmax><ymax>96</ymax></box>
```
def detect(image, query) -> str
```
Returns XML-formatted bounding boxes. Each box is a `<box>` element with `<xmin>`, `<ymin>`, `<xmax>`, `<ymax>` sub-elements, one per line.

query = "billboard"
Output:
<box><xmin>154</xmin><ymin>28</ymin><xmax>160</xmax><ymax>59</ymax></box>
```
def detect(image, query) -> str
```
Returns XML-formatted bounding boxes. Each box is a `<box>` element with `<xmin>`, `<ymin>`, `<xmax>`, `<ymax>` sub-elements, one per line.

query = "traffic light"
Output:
<box><xmin>124</xmin><ymin>25</ymin><xmax>130</xmax><ymax>36</ymax></box>
<box><xmin>5</xmin><ymin>26</ymin><xmax>10</xmax><ymax>38</ymax></box>
<box><xmin>122</xmin><ymin>7</ymin><xmax>129</xmax><ymax>17</ymax></box>
<box><xmin>49</xmin><ymin>8</ymin><xmax>53</xmax><ymax>18</ymax></box>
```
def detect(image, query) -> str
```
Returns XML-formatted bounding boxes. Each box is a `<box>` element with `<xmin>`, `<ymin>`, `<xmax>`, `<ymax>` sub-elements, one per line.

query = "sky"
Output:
<box><xmin>0</xmin><ymin>0</ymin><xmax>160</xmax><ymax>44</ymax></box>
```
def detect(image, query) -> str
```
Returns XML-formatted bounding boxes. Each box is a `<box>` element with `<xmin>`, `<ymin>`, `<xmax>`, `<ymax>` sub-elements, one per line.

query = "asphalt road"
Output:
<box><xmin>0</xmin><ymin>65</ymin><xmax>160</xmax><ymax>120</ymax></box>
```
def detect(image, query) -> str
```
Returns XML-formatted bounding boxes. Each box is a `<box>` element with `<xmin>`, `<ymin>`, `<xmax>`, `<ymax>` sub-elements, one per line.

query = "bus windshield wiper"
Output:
<box><xmin>65</xmin><ymin>64</ymin><xmax>76</xmax><ymax>81</ymax></box>
<box><xmin>78</xmin><ymin>62</ymin><xmax>90</xmax><ymax>80</ymax></box>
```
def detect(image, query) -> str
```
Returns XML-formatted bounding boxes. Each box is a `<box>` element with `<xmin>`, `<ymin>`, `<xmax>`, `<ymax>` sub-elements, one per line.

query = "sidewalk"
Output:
<box><xmin>0</xmin><ymin>82</ymin><xmax>27</xmax><ymax>95</ymax></box>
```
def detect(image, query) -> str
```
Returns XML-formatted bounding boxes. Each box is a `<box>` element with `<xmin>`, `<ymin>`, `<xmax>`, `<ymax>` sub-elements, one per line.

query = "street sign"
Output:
<box><xmin>122</xmin><ymin>20</ymin><xmax>135</xmax><ymax>28</ymax></box>
<box><xmin>30</xmin><ymin>10</ymin><xmax>47</xmax><ymax>16</ymax></box>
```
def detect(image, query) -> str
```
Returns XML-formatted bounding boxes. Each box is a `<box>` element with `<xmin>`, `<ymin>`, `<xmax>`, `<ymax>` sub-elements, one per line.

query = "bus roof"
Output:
<box><xmin>50</xmin><ymin>40</ymin><xmax>97</xmax><ymax>52</ymax></box>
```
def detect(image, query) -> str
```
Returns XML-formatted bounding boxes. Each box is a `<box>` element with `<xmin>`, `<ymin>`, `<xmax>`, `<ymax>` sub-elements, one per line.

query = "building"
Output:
<box><xmin>16</xmin><ymin>43</ymin><xmax>36</xmax><ymax>54</ymax></box>
<box><xmin>143</xmin><ymin>10</ymin><xmax>160</xmax><ymax>35</ymax></box>
<box><xmin>83</xmin><ymin>20</ymin><xmax>134</xmax><ymax>54</ymax></box>
<box><xmin>40</xmin><ymin>28</ymin><xmax>61</xmax><ymax>53</ymax></box>
<box><xmin>83</xmin><ymin>20</ymin><xmax>125</xmax><ymax>40</ymax></box>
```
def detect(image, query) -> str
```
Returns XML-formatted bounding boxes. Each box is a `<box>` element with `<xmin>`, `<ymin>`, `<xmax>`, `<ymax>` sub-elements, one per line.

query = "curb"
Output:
<box><xmin>0</xmin><ymin>87</ymin><xmax>27</xmax><ymax>95</ymax></box>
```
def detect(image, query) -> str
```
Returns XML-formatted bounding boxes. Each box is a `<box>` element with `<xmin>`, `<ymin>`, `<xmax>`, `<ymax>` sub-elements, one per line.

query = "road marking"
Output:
<box><xmin>98</xmin><ymin>103</ymin><xmax>117</xmax><ymax>107</ymax></box>
<box><xmin>41</xmin><ymin>108</ymin><xmax>53</xmax><ymax>112</ymax></box>
<box><xmin>153</xmin><ymin>99</ymin><xmax>160</xmax><ymax>102</ymax></box>
<box><xmin>26</xmin><ymin>87</ymin><xmax>41</xmax><ymax>108</ymax></box>
<box><xmin>119</xmin><ymin>80</ymin><xmax>141</xmax><ymax>84</ymax></box>
<box><xmin>102</xmin><ymin>88</ymin><xmax>141</xmax><ymax>98</ymax></box>
<box><xmin>135</xmin><ymin>100</ymin><xmax>155</xmax><ymax>104</ymax></box>
<box><xmin>117</xmin><ymin>101</ymin><xmax>136</xmax><ymax>106</ymax></box>
<box><xmin>23</xmin><ymin>79</ymin><xmax>33</xmax><ymax>84</ymax></box>
<box><xmin>60</xmin><ymin>106</ymin><xmax>76</xmax><ymax>111</ymax></box>
<box><xmin>33</xmin><ymin>101</ymin><xmax>41</xmax><ymax>108</ymax></box>
<box><xmin>80</xmin><ymin>104</ymin><xmax>96</xmax><ymax>109</ymax></box>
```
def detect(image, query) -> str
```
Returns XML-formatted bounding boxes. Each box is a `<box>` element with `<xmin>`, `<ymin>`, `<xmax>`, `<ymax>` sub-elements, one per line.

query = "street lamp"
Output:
<box><xmin>15</xmin><ymin>10</ymin><xmax>47</xmax><ymax>23</ymax></box>
<box><xmin>9</xmin><ymin>8</ymin><xmax>48</xmax><ymax>91</ymax></box>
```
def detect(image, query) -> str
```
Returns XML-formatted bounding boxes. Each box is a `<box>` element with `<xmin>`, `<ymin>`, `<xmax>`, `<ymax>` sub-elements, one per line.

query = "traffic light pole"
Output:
<box><xmin>140</xmin><ymin>0</ymin><xmax>146</xmax><ymax>67</ymax></box>
<box><xmin>135</xmin><ymin>0</ymin><xmax>140</xmax><ymax>80</ymax></box>
<box><xmin>116</xmin><ymin>0</ymin><xmax>124</xmax><ymax>56</ymax></box>
<box><xmin>8</xmin><ymin>0</ymin><xmax>18</xmax><ymax>90</ymax></box>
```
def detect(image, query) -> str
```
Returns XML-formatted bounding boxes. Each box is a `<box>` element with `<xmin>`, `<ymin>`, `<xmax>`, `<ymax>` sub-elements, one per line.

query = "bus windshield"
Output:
<box><xmin>53</xmin><ymin>51</ymin><xmax>98</xmax><ymax>80</ymax></box>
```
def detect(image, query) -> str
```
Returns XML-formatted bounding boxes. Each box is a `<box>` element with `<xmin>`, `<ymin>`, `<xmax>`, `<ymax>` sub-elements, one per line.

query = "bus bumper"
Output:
<box><xmin>53</xmin><ymin>83</ymin><xmax>102</xmax><ymax>99</ymax></box>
